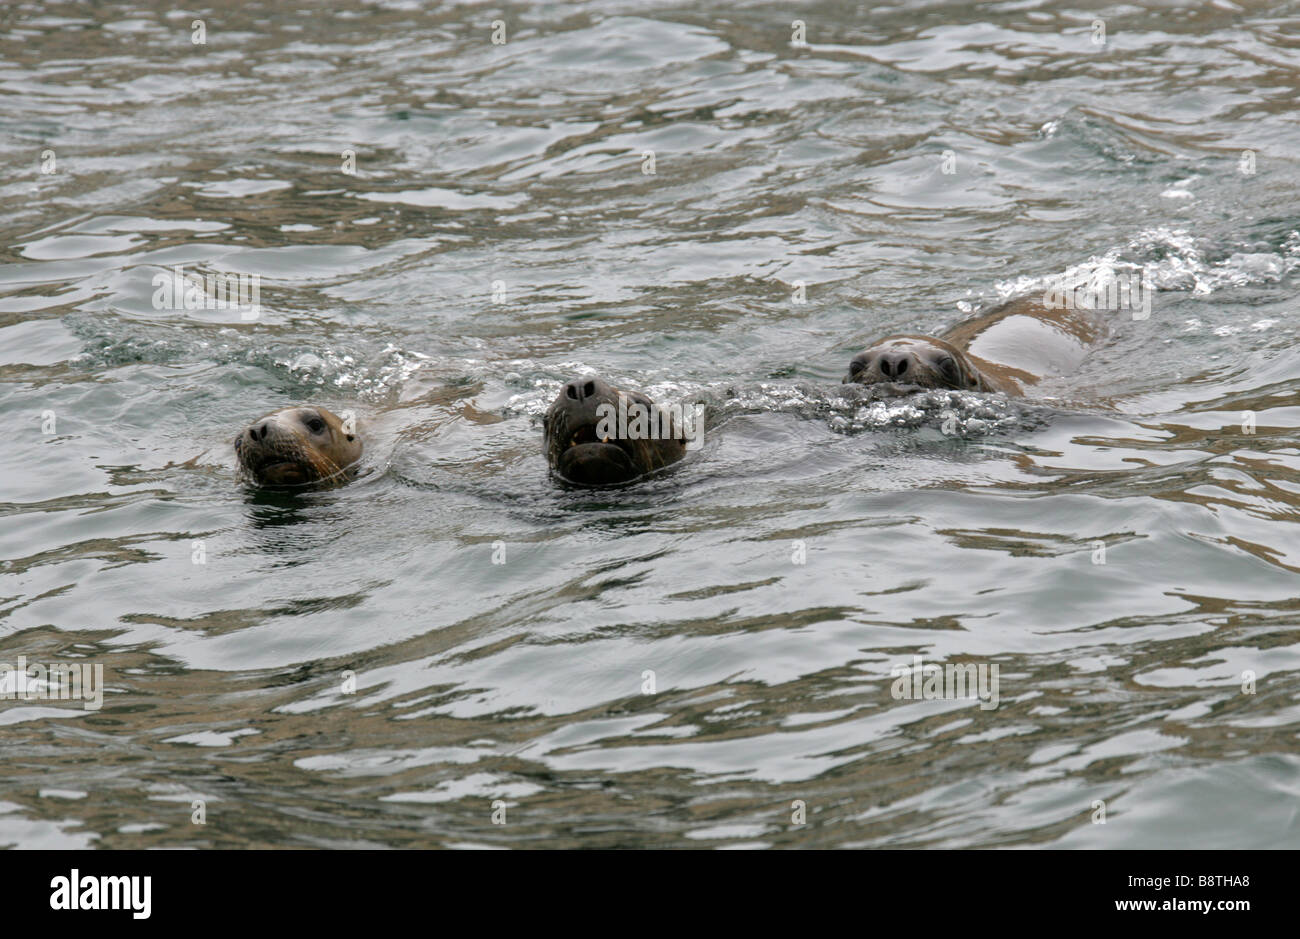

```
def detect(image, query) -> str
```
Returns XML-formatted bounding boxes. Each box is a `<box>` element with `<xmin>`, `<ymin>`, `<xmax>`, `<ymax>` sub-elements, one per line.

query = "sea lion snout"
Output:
<box><xmin>876</xmin><ymin>351</ymin><xmax>911</xmax><ymax>380</ymax></box>
<box><xmin>845</xmin><ymin>335</ymin><xmax>986</xmax><ymax>392</ymax></box>
<box><xmin>245</xmin><ymin>415</ymin><xmax>290</xmax><ymax>444</ymax></box>
<box><xmin>563</xmin><ymin>377</ymin><xmax>602</xmax><ymax>403</ymax></box>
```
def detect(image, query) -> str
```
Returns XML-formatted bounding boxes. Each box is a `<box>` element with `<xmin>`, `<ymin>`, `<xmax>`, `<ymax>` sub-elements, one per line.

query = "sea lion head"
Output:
<box><xmin>544</xmin><ymin>376</ymin><xmax>687</xmax><ymax>487</ymax></box>
<box><xmin>234</xmin><ymin>406</ymin><xmax>362</xmax><ymax>488</ymax></box>
<box><xmin>843</xmin><ymin>334</ymin><xmax>991</xmax><ymax>393</ymax></box>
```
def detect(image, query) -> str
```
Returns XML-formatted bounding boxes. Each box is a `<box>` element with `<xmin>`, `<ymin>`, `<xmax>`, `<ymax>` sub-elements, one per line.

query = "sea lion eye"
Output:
<box><xmin>937</xmin><ymin>356</ymin><xmax>961</xmax><ymax>384</ymax></box>
<box><xmin>849</xmin><ymin>357</ymin><xmax>867</xmax><ymax>375</ymax></box>
<box><xmin>306</xmin><ymin>416</ymin><xmax>326</xmax><ymax>433</ymax></box>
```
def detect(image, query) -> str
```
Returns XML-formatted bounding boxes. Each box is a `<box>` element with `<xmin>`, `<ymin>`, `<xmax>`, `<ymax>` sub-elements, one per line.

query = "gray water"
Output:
<box><xmin>2</xmin><ymin>0</ymin><xmax>1299</xmax><ymax>849</ymax></box>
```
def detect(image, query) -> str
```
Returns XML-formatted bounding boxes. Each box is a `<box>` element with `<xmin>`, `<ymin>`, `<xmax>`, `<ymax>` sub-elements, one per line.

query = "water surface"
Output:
<box><xmin>2</xmin><ymin>0</ymin><xmax>1299</xmax><ymax>848</ymax></box>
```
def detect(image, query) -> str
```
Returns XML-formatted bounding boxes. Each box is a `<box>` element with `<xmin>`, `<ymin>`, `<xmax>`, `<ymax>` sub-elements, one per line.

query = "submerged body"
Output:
<box><xmin>844</xmin><ymin>296</ymin><xmax>1108</xmax><ymax>395</ymax></box>
<box><xmin>235</xmin><ymin>406</ymin><xmax>362</xmax><ymax>488</ymax></box>
<box><xmin>544</xmin><ymin>376</ymin><xmax>687</xmax><ymax>486</ymax></box>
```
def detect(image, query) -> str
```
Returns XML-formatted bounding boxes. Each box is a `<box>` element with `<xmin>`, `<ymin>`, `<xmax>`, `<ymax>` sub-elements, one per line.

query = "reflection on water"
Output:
<box><xmin>1</xmin><ymin>0</ymin><xmax>1299</xmax><ymax>848</ymax></box>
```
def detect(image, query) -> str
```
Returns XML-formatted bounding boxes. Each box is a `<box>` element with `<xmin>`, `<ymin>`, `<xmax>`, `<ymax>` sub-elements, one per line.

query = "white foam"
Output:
<box><xmin>995</xmin><ymin>227</ymin><xmax>1300</xmax><ymax>304</ymax></box>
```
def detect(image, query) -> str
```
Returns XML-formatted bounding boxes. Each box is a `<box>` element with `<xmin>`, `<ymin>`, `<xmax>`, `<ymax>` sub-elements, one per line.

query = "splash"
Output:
<box><xmin>273</xmin><ymin>343</ymin><xmax>429</xmax><ymax>399</ymax></box>
<box><xmin>68</xmin><ymin>318</ymin><xmax>431</xmax><ymax>402</ymax></box>
<box><xmin>711</xmin><ymin>381</ymin><xmax>1042</xmax><ymax>436</ymax></box>
<box><xmin>995</xmin><ymin>227</ymin><xmax>1300</xmax><ymax>302</ymax></box>
<box><xmin>503</xmin><ymin>372</ymin><xmax>1045</xmax><ymax>437</ymax></box>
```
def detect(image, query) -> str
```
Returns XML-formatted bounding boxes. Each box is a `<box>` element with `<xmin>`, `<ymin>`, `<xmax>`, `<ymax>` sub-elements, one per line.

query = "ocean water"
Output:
<box><xmin>2</xmin><ymin>0</ymin><xmax>1299</xmax><ymax>848</ymax></box>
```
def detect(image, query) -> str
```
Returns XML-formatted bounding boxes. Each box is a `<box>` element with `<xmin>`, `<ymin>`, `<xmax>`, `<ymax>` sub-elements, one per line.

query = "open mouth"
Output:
<box><xmin>245</xmin><ymin>457</ymin><xmax>312</xmax><ymax>486</ymax></box>
<box><xmin>556</xmin><ymin>420</ymin><xmax>637</xmax><ymax>485</ymax></box>
<box><xmin>565</xmin><ymin>421</ymin><xmax>620</xmax><ymax>450</ymax></box>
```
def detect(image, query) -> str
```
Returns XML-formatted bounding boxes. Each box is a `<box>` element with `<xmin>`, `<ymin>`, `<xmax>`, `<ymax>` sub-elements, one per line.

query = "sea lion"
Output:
<box><xmin>843</xmin><ymin>295</ymin><xmax>1108</xmax><ymax>396</ymax></box>
<box><xmin>544</xmin><ymin>376</ymin><xmax>688</xmax><ymax>486</ymax></box>
<box><xmin>234</xmin><ymin>406</ymin><xmax>362</xmax><ymax>488</ymax></box>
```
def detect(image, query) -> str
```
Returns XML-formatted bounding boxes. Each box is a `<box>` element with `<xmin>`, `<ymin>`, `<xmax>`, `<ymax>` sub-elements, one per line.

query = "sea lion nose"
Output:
<box><xmin>248</xmin><ymin>419</ymin><xmax>270</xmax><ymax>441</ymax></box>
<box><xmin>564</xmin><ymin>378</ymin><xmax>598</xmax><ymax>402</ymax></box>
<box><xmin>879</xmin><ymin>353</ymin><xmax>909</xmax><ymax>379</ymax></box>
